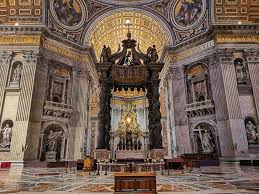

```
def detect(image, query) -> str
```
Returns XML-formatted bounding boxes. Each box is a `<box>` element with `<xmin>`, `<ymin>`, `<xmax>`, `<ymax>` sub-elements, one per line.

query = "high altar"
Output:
<box><xmin>95</xmin><ymin>29</ymin><xmax>165</xmax><ymax>161</ymax></box>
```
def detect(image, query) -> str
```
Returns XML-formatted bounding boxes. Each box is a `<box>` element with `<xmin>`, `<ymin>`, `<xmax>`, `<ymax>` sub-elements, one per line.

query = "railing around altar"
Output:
<box><xmin>97</xmin><ymin>161</ymin><xmax>165</xmax><ymax>174</ymax></box>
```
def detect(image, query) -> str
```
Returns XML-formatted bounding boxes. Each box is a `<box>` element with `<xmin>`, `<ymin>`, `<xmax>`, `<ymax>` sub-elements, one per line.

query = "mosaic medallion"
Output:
<box><xmin>170</xmin><ymin>0</ymin><xmax>205</xmax><ymax>29</ymax></box>
<box><xmin>51</xmin><ymin>0</ymin><xmax>87</xmax><ymax>29</ymax></box>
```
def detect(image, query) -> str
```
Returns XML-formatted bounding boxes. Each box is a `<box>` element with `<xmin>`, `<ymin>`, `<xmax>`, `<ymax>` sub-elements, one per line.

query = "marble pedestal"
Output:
<box><xmin>95</xmin><ymin>149</ymin><xmax>111</xmax><ymax>161</ymax></box>
<box><xmin>46</xmin><ymin>151</ymin><xmax>57</xmax><ymax>162</ymax></box>
<box><xmin>149</xmin><ymin>149</ymin><xmax>165</xmax><ymax>159</ymax></box>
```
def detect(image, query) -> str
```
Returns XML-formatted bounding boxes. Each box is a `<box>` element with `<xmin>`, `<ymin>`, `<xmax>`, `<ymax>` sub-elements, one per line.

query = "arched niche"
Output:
<box><xmin>39</xmin><ymin>121</ymin><xmax>69</xmax><ymax>161</ymax></box>
<box><xmin>8</xmin><ymin>61</ymin><xmax>23</xmax><ymax>88</ymax></box>
<box><xmin>190</xmin><ymin>120</ymin><xmax>220</xmax><ymax>157</ymax></box>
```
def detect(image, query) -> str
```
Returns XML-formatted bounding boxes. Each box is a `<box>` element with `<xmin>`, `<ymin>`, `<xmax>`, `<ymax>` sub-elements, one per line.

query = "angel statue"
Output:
<box><xmin>147</xmin><ymin>45</ymin><xmax>158</xmax><ymax>62</ymax></box>
<box><xmin>100</xmin><ymin>45</ymin><xmax>112</xmax><ymax>62</ymax></box>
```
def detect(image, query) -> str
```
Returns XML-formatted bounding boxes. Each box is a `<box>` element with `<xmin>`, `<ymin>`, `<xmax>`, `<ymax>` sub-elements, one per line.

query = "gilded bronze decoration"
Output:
<box><xmin>96</xmin><ymin>29</ymin><xmax>164</xmax><ymax>151</ymax></box>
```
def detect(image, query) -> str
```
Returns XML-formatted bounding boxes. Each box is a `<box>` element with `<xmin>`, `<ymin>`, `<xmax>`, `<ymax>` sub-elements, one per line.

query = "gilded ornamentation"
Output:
<box><xmin>19</xmin><ymin>0</ymin><xmax>32</xmax><ymax>6</ymax></box>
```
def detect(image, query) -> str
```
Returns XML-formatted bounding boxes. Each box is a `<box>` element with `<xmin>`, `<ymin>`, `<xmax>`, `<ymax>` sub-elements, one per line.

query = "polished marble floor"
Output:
<box><xmin>0</xmin><ymin>163</ymin><xmax>258</xmax><ymax>194</ymax></box>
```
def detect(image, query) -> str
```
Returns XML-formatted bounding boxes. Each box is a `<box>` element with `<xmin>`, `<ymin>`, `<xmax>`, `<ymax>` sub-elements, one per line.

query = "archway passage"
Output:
<box><xmin>87</xmin><ymin>10</ymin><xmax>172</xmax><ymax>59</ymax></box>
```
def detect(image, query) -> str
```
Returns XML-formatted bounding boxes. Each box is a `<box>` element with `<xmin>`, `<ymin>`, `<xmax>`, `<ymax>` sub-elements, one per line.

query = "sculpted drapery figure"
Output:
<box><xmin>46</xmin><ymin>130</ymin><xmax>63</xmax><ymax>151</ymax></box>
<box><xmin>235</xmin><ymin>59</ymin><xmax>247</xmax><ymax>84</ymax></box>
<box><xmin>12</xmin><ymin>64</ymin><xmax>22</xmax><ymax>83</ymax></box>
<box><xmin>246</xmin><ymin>121</ymin><xmax>258</xmax><ymax>143</ymax></box>
<box><xmin>201</xmin><ymin>130</ymin><xmax>214</xmax><ymax>153</ymax></box>
<box><xmin>0</xmin><ymin>124</ymin><xmax>12</xmax><ymax>148</ymax></box>
<box><xmin>100</xmin><ymin>45</ymin><xmax>112</xmax><ymax>62</ymax></box>
<box><xmin>147</xmin><ymin>45</ymin><xmax>158</xmax><ymax>62</ymax></box>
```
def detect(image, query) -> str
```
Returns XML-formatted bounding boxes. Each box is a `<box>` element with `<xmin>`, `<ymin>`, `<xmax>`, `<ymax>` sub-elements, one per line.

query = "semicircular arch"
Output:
<box><xmin>83</xmin><ymin>7</ymin><xmax>175</xmax><ymax>58</ymax></box>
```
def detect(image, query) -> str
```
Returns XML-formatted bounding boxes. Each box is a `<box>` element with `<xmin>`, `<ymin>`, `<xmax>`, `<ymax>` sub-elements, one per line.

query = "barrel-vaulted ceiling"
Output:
<box><xmin>89</xmin><ymin>11</ymin><xmax>168</xmax><ymax>59</ymax></box>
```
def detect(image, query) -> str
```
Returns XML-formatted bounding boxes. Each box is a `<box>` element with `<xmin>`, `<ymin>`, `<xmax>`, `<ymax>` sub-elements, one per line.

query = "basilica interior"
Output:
<box><xmin>0</xmin><ymin>0</ymin><xmax>259</xmax><ymax>194</ymax></box>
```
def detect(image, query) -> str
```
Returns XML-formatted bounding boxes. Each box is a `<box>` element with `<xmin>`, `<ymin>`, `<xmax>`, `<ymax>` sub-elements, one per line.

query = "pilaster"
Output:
<box><xmin>214</xmin><ymin>50</ymin><xmax>248</xmax><ymax>157</ymax></box>
<box><xmin>246</xmin><ymin>49</ymin><xmax>259</xmax><ymax>120</ymax></box>
<box><xmin>0</xmin><ymin>51</ymin><xmax>13</xmax><ymax>117</ymax></box>
<box><xmin>24</xmin><ymin>55</ymin><xmax>49</xmax><ymax>160</ymax></box>
<box><xmin>169</xmin><ymin>67</ymin><xmax>192</xmax><ymax>156</ymax></box>
<box><xmin>11</xmin><ymin>51</ymin><xmax>39</xmax><ymax>160</ymax></box>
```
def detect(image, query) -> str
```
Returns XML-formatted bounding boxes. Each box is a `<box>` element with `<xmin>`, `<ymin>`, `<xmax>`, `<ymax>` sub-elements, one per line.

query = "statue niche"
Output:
<box><xmin>0</xmin><ymin>120</ymin><xmax>13</xmax><ymax>149</ymax></box>
<box><xmin>41</xmin><ymin>124</ymin><xmax>67</xmax><ymax>162</ymax></box>
<box><xmin>192</xmin><ymin>123</ymin><xmax>218</xmax><ymax>157</ymax></box>
<box><xmin>234</xmin><ymin>58</ymin><xmax>248</xmax><ymax>84</ymax></box>
<box><xmin>9</xmin><ymin>61</ymin><xmax>23</xmax><ymax>88</ymax></box>
<box><xmin>244</xmin><ymin>117</ymin><xmax>259</xmax><ymax>144</ymax></box>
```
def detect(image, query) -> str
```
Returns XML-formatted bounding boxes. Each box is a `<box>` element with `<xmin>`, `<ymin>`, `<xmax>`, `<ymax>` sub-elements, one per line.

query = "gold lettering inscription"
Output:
<box><xmin>0</xmin><ymin>35</ymin><xmax>40</xmax><ymax>45</ymax></box>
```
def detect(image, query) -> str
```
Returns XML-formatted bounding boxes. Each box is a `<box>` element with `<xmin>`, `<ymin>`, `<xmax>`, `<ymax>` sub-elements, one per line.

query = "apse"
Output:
<box><xmin>87</xmin><ymin>10</ymin><xmax>171</xmax><ymax>60</ymax></box>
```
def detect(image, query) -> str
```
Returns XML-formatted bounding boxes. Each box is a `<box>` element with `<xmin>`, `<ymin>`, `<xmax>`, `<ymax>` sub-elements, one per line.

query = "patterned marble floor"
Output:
<box><xmin>0</xmin><ymin>163</ymin><xmax>259</xmax><ymax>194</ymax></box>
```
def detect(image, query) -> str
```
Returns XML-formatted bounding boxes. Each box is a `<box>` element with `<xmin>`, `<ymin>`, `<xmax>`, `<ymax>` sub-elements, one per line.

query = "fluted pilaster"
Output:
<box><xmin>246</xmin><ymin>49</ymin><xmax>259</xmax><ymax>119</ymax></box>
<box><xmin>216</xmin><ymin>50</ymin><xmax>248</xmax><ymax>156</ymax></box>
<box><xmin>0</xmin><ymin>51</ymin><xmax>13</xmax><ymax>117</ymax></box>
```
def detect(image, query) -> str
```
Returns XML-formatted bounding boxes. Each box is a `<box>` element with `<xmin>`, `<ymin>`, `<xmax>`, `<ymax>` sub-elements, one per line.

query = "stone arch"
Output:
<box><xmin>41</xmin><ymin>121</ymin><xmax>68</xmax><ymax>137</ymax></box>
<box><xmin>82</xmin><ymin>7</ymin><xmax>175</xmax><ymax>57</ymax></box>
<box><xmin>39</xmin><ymin>121</ymin><xmax>69</xmax><ymax>161</ymax></box>
<box><xmin>190</xmin><ymin>120</ymin><xmax>220</xmax><ymax>157</ymax></box>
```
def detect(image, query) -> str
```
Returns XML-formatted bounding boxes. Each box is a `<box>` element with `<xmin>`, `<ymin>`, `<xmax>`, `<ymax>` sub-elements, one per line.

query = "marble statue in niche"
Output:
<box><xmin>9</xmin><ymin>63</ymin><xmax>23</xmax><ymax>87</ymax></box>
<box><xmin>246</xmin><ymin>121</ymin><xmax>259</xmax><ymax>144</ymax></box>
<box><xmin>0</xmin><ymin>123</ymin><xmax>12</xmax><ymax>148</ymax></box>
<box><xmin>175</xmin><ymin>0</ymin><xmax>203</xmax><ymax>27</ymax></box>
<box><xmin>194</xmin><ymin>124</ymin><xmax>216</xmax><ymax>154</ymax></box>
<box><xmin>54</xmin><ymin>0</ymin><xmax>82</xmax><ymax>26</ymax></box>
<box><xmin>201</xmin><ymin>130</ymin><xmax>214</xmax><ymax>153</ymax></box>
<box><xmin>235</xmin><ymin>58</ymin><xmax>248</xmax><ymax>84</ymax></box>
<box><xmin>46</xmin><ymin>130</ymin><xmax>63</xmax><ymax>152</ymax></box>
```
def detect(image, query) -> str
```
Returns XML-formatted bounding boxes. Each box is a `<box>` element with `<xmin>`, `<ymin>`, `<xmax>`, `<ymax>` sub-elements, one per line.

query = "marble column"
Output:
<box><xmin>147</xmin><ymin>63</ymin><xmax>163</xmax><ymax>149</ymax></box>
<box><xmin>169</xmin><ymin>67</ymin><xmax>192</xmax><ymax>156</ymax></box>
<box><xmin>246</xmin><ymin>50</ymin><xmax>259</xmax><ymax>119</ymax></box>
<box><xmin>211</xmin><ymin>50</ymin><xmax>248</xmax><ymax>157</ymax></box>
<box><xmin>96</xmin><ymin>64</ymin><xmax>112</xmax><ymax>150</ymax></box>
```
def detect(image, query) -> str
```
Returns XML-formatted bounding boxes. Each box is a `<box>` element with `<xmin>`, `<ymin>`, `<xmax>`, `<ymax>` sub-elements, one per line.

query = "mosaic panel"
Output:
<box><xmin>0</xmin><ymin>0</ymin><xmax>42</xmax><ymax>24</ymax></box>
<box><xmin>214</xmin><ymin>0</ymin><xmax>259</xmax><ymax>23</ymax></box>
